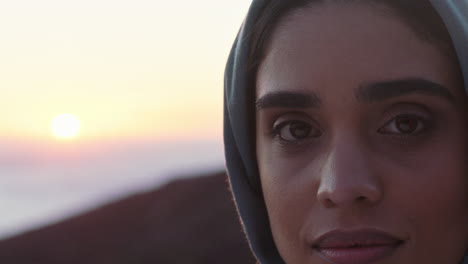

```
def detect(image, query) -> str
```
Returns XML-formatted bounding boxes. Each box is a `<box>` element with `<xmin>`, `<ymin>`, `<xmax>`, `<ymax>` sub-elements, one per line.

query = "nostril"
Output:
<box><xmin>357</xmin><ymin>196</ymin><xmax>366</xmax><ymax>201</ymax></box>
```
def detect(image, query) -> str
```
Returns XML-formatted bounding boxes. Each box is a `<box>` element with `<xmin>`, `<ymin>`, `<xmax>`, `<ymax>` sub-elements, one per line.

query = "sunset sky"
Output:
<box><xmin>0</xmin><ymin>0</ymin><xmax>252</xmax><ymax>238</ymax></box>
<box><xmin>0</xmin><ymin>0</ymin><xmax>251</xmax><ymax>141</ymax></box>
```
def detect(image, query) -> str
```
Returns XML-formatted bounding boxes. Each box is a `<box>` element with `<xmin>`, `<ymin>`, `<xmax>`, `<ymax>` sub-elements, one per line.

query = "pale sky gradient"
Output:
<box><xmin>0</xmin><ymin>0</ymin><xmax>251</xmax><ymax>141</ymax></box>
<box><xmin>0</xmin><ymin>0</ymin><xmax>252</xmax><ymax>239</ymax></box>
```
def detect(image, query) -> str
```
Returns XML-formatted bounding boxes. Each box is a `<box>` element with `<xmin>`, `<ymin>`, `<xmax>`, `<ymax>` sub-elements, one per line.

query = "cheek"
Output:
<box><xmin>380</xmin><ymin>129</ymin><xmax>468</xmax><ymax>260</ymax></box>
<box><xmin>391</xmin><ymin>126</ymin><xmax>468</xmax><ymax>214</ymax></box>
<box><xmin>396</xmin><ymin>160</ymin><xmax>468</xmax><ymax>221</ymax></box>
<box><xmin>392</xmin><ymin>155</ymin><xmax>468</xmax><ymax>263</ymax></box>
<box><xmin>376</xmin><ymin>107</ymin><xmax>468</xmax><ymax>223</ymax></box>
<box><xmin>259</xmin><ymin>170</ymin><xmax>308</xmax><ymax>263</ymax></box>
<box><xmin>259</xmin><ymin>157</ymin><xmax>303</xmax><ymax>236</ymax></box>
<box><xmin>392</xmin><ymin>145</ymin><xmax>468</xmax><ymax>235</ymax></box>
<box><xmin>258</xmin><ymin>147</ymin><xmax>324</xmax><ymax>262</ymax></box>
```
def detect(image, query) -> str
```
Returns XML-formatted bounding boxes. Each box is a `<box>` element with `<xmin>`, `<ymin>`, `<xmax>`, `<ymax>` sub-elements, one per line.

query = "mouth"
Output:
<box><xmin>311</xmin><ymin>228</ymin><xmax>405</xmax><ymax>264</ymax></box>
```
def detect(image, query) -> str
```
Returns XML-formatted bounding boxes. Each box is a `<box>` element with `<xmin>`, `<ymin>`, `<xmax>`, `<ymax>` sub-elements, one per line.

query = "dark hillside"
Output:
<box><xmin>0</xmin><ymin>172</ymin><xmax>256</xmax><ymax>264</ymax></box>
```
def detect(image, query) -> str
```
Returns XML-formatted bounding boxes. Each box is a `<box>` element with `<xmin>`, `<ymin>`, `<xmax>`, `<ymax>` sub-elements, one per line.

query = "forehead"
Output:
<box><xmin>256</xmin><ymin>3</ymin><xmax>460</xmax><ymax>99</ymax></box>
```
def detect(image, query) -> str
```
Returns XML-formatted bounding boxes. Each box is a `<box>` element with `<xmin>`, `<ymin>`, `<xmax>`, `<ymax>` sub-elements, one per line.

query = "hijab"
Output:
<box><xmin>223</xmin><ymin>0</ymin><xmax>468</xmax><ymax>263</ymax></box>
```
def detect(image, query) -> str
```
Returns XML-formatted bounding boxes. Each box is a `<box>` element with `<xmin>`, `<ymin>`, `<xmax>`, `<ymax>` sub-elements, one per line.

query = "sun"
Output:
<box><xmin>51</xmin><ymin>114</ymin><xmax>81</xmax><ymax>140</ymax></box>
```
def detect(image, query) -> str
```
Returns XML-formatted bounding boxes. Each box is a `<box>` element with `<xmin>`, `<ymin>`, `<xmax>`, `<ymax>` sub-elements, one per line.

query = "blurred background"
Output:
<box><xmin>0</xmin><ymin>0</ymin><xmax>256</xmax><ymax>263</ymax></box>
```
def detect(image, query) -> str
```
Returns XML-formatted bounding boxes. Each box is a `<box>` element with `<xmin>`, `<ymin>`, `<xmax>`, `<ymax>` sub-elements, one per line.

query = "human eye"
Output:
<box><xmin>271</xmin><ymin>119</ymin><xmax>322</xmax><ymax>143</ymax></box>
<box><xmin>378</xmin><ymin>114</ymin><xmax>432</xmax><ymax>136</ymax></box>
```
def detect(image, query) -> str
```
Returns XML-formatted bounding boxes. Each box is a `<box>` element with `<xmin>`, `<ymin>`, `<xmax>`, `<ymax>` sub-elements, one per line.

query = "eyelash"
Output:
<box><xmin>269</xmin><ymin>119</ymin><xmax>321</xmax><ymax>146</ymax></box>
<box><xmin>269</xmin><ymin>114</ymin><xmax>433</xmax><ymax>145</ymax></box>
<box><xmin>378</xmin><ymin>114</ymin><xmax>432</xmax><ymax>136</ymax></box>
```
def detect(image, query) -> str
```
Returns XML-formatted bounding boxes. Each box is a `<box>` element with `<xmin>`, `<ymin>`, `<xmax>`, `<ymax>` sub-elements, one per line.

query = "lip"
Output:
<box><xmin>312</xmin><ymin>228</ymin><xmax>404</xmax><ymax>264</ymax></box>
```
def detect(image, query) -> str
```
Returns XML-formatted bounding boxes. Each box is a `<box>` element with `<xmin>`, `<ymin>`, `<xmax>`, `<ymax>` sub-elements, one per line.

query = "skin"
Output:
<box><xmin>255</xmin><ymin>3</ymin><xmax>468</xmax><ymax>264</ymax></box>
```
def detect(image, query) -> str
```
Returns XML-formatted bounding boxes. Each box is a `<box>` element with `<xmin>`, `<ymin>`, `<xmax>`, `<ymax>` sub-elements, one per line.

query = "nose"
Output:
<box><xmin>316</xmin><ymin>136</ymin><xmax>383</xmax><ymax>208</ymax></box>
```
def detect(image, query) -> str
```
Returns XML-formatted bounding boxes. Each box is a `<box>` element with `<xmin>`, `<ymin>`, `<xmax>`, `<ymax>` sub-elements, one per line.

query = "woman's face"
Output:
<box><xmin>256</xmin><ymin>3</ymin><xmax>468</xmax><ymax>264</ymax></box>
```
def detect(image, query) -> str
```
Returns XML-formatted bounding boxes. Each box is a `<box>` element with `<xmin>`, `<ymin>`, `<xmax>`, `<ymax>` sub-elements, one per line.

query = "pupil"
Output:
<box><xmin>396</xmin><ymin>116</ymin><xmax>417</xmax><ymax>133</ymax></box>
<box><xmin>290</xmin><ymin>122</ymin><xmax>311</xmax><ymax>138</ymax></box>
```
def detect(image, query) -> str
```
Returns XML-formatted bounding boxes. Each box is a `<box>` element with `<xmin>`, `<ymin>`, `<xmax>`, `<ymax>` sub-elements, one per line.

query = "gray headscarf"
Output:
<box><xmin>224</xmin><ymin>0</ymin><xmax>468</xmax><ymax>263</ymax></box>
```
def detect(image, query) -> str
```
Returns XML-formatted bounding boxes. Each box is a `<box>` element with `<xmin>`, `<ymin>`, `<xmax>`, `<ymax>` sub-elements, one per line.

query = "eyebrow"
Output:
<box><xmin>255</xmin><ymin>91</ymin><xmax>321</xmax><ymax>110</ymax></box>
<box><xmin>255</xmin><ymin>78</ymin><xmax>454</xmax><ymax>111</ymax></box>
<box><xmin>356</xmin><ymin>78</ymin><xmax>455</xmax><ymax>103</ymax></box>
